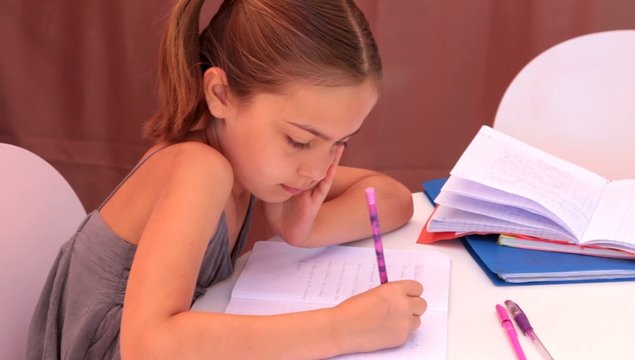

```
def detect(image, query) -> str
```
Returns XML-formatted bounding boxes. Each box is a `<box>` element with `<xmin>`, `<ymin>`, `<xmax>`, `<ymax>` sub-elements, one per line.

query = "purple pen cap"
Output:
<box><xmin>504</xmin><ymin>300</ymin><xmax>532</xmax><ymax>335</ymax></box>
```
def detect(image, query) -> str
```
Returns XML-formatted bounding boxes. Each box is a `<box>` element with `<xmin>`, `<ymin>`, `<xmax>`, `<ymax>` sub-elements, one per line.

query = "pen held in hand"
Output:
<box><xmin>365</xmin><ymin>187</ymin><xmax>388</xmax><ymax>284</ymax></box>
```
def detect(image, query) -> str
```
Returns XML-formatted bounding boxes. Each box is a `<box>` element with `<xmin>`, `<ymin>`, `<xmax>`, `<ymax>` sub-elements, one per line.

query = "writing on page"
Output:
<box><xmin>450</xmin><ymin>126</ymin><xmax>607</xmax><ymax>237</ymax></box>
<box><xmin>225</xmin><ymin>241</ymin><xmax>451</xmax><ymax>360</ymax></box>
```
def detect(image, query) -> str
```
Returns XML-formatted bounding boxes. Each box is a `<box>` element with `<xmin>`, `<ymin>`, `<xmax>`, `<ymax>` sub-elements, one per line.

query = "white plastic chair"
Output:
<box><xmin>494</xmin><ymin>30</ymin><xmax>635</xmax><ymax>180</ymax></box>
<box><xmin>0</xmin><ymin>143</ymin><xmax>86</xmax><ymax>359</ymax></box>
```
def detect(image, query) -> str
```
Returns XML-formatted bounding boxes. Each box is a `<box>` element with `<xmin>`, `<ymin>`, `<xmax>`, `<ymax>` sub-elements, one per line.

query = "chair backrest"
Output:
<box><xmin>493</xmin><ymin>30</ymin><xmax>635</xmax><ymax>180</ymax></box>
<box><xmin>0</xmin><ymin>143</ymin><xmax>86</xmax><ymax>359</ymax></box>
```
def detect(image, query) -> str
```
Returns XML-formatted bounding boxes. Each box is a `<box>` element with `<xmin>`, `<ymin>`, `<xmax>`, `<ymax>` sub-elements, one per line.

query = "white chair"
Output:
<box><xmin>0</xmin><ymin>143</ymin><xmax>86</xmax><ymax>359</ymax></box>
<box><xmin>494</xmin><ymin>30</ymin><xmax>635</xmax><ymax>179</ymax></box>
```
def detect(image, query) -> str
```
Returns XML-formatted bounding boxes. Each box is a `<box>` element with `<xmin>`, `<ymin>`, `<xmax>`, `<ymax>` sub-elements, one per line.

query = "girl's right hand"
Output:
<box><xmin>332</xmin><ymin>280</ymin><xmax>427</xmax><ymax>354</ymax></box>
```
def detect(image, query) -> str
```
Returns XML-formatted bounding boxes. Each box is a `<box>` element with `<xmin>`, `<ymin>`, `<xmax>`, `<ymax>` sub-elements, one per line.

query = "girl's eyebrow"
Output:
<box><xmin>286</xmin><ymin>121</ymin><xmax>361</xmax><ymax>142</ymax></box>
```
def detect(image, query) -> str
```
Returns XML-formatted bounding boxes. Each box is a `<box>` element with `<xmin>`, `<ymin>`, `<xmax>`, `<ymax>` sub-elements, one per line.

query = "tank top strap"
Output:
<box><xmin>230</xmin><ymin>194</ymin><xmax>256</xmax><ymax>261</ymax></box>
<box><xmin>97</xmin><ymin>145</ymin><xmax>169</xmax><ymax>210</ymax></box>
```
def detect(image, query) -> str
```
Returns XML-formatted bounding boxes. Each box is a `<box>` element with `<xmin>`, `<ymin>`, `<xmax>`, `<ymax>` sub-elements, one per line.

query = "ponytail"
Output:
<box><xmin>145</xmin><ymin>0</ymin><xmax>382</xmax><ymax>142</ymax></box>
<box><xmin>144</xmin><ymin>0</ymin><xmax>208</xmax><ymax>141</ymax></box>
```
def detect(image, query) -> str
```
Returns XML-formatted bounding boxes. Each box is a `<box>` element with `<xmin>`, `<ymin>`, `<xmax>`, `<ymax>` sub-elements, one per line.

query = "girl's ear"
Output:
<box><xmin>203</xmin><ymin>67</ymin><xmax>233</xmax><ymax>118</ymax></box>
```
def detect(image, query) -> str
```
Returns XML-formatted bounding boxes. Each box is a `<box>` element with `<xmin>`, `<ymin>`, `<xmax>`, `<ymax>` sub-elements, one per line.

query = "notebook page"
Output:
<box><xmin>229</xmin><ymin>241</ymin><xmax>450</xmax><ymax>312</ymax></box>
<box><xmin>450</xmin><ymin>126</ymin><xmax>608</xmax><ymax>239</ymax></box>
<box><xmin>225</xmin><ymin>299</ymin><xmax>447</xmax><ymax>360</ymax></box>
<box><xmin>226</xmin><ymin>241</ymin><xmax>451</xmax><ymax>360</ymax></box>
<box><xmin>582</xmin><ymin>179</ymin><xmax>635</xmax><ymax>248</ymax></box>
<box><xmin>334</xmin><ymin>311</ymin><xmax>447</xmax><ymax>360</ymax></box>
<box><xmin>428</xmin><ymin>205</ymin><xmax>574</xmax><ymax>241</ymax></box>
<box><xmin>435</xmin><ymin>190</ymin><xmax>574</xmax><ymax>240</ymax></box>
<box><xmin>442</xmin><ymin>176</ymin><xmax>561</xmax><ymax>224</ymax></box>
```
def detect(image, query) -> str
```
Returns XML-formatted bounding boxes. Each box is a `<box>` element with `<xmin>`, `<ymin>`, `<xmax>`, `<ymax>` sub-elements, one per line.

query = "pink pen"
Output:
<box><xmin>496</xmin><ymin>304</ymin><xmax>526</xmax><ymax>360</ymax></box>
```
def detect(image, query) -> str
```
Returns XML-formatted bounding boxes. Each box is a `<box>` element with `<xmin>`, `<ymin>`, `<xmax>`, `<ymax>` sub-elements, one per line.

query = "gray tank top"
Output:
<box><xmin>27</xmin><ymin>146</ymin><xmax>254</xmax><ymax>359</ymax></box>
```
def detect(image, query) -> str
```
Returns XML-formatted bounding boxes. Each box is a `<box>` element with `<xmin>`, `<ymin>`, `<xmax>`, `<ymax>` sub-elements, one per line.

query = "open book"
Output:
<box><xmin>427</xmin><ymin>125</ymin><xmax>635</xmax><ymax>257</ymax></box>
<box><xmin>225</xmin><ymin>241</ymin><xmax>451</xmax><ymax>359</ymax></box>
<box><xmin>421</xmin><ymin>179</ymin><xmax>635</xmax><ymax>285</ymax></box>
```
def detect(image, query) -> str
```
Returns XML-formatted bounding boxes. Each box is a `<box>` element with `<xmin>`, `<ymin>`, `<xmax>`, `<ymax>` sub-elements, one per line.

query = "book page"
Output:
<box><xmin>429</xmin><ymin>205</ymin><xmax>574</xmax><ymax>241</ymax></box>
<box><xmin>450</xmin><ymin>126</ymin><xmax>608</xmax><ymax>239</ymax></box>
<box><xmin>442</xmin><ymin>176</ymin><xmax>560</xmax><ymax>223</ymax></box>
<box><xmin>435</xmin><ymin>190</ymin><xmax>574</xmax><ymax>241</ymax></box>
<box><xmin>581</xmin><ymin>179</ymin><xmax>635</xmax><ymax>249</ymax></box>
<box><xmin>226</xmin><ymin>241</ymin><xmax>451</xmax><ymax>360</ymax></box>
<box><xmin>498</xmin><ymin>235</ymin><xmax>635</xmax><ymax>259</ymax></box>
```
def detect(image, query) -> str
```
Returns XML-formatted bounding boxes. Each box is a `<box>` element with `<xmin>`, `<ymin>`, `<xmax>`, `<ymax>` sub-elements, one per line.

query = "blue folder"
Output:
<box><xmin>422</xmin><ymin>178</ymin><xmax>635</xmax><ymax>286</ymax></box>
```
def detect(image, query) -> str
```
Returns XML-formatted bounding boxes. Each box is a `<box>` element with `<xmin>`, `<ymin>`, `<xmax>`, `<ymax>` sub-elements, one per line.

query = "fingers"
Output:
<box><xmin>333</xmin><ymin>145</ymin><xmax>344</xmax><ymax>166</ymax></box>
<box><xmin>410</xmin><ymin>314</ymin><xmax>422</xmax><ymax>330</ymax></box>
<box><xmin>311</xmin><ymin>170</ymin><xmax>335</xmax><ymax>199</ymax></box>
<box><xmin>380</xmin><ymin>280</ymin><xmax>426</xmax><ymax>330</ymax></box>
<box><xmin>411</xmin><ymin>296</ymin><xmax>427</xmax><ymax>317</ymax></box>
<box><xmin>310</xmin><ymin>147</ymin><xmax>344</xmax><ymax>198</ymax></box>
<box><xmin>409</xmin><ymin>293</ymin><xmax>426</xmax><ymax>330</ymax></box>
<box><xmin>388</xmin><ymin>280</ymin><xmax>425</xmax><ymax>330</ymax></box>
<box><xmin>397</xmin><ymin>279</ymin><xmax>423</xmax><ymax>297</ymax></box>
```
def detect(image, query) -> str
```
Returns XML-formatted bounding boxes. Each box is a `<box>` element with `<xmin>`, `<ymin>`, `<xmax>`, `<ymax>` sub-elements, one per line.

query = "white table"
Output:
<box><xmin>193</xmin><ymin>193</ymin><xmax>635</xmax><ymax>359</ymax></box>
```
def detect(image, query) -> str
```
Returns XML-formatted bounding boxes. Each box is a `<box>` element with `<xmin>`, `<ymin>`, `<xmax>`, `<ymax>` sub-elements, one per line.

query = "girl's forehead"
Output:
<box><xmin>264</xmin><ymin>81</ymin><xmax>378</xmax><ymax>113</ymax></box>
<box><xmin>236</xmin><ymin>80</ymin><xmax>377</xmax><ymax>139</ymax></box>
<box><xmin>272</xmin><ymin>82</ymin><xmax>377</xmax><ymax>137</ymax></box>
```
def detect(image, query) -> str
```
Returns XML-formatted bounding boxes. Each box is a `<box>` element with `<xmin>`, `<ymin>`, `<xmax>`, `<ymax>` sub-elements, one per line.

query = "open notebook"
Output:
<box><xmin>421</xmin><ymin>178</ymin><xmax>635</xmax><ymax>285</ymax></box>
<box><xmin>427</xmin><ymin>125</ymin><xmax>635</xmax><ymax>256</ymax></box>
<box><xmin>225</xmin><ymin>241</ymin><xmax>451</xmax><ymax>359</ymax></box>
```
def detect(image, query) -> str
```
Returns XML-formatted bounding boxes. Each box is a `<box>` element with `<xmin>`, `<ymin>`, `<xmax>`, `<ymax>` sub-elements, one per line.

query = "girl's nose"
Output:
<box><xmin>297</xmin><ymin>151</ymin><xmax>333</xmax><ymax>181</ymax></box>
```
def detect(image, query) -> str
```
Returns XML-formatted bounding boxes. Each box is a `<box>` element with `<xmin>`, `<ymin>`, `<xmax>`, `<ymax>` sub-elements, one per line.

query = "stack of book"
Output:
<box><xmin>419</xmin><ymin>126</ymin><xmax>635</xmax><ymax>285</ymax></box>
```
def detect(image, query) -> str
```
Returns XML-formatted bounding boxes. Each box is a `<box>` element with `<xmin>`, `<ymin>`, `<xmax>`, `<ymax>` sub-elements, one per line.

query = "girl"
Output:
<box><xmin>28</xmin><ymin>0</ymin><xmax>426</xmax><ymax>358</ymax></box>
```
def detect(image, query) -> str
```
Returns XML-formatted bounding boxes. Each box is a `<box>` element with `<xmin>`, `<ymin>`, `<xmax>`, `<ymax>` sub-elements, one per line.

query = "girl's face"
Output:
<box><xmin>214</xmin><ymin>80</ymin><xmax>378</xmax><ymax>202</ymax></box>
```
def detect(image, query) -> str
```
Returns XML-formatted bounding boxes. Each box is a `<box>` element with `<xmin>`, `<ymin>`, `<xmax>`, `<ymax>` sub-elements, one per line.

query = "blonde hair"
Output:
<box><xmin>144</xmin><ymin>0</ymin><xmax>382</xmax><ymax>141</ymax></box>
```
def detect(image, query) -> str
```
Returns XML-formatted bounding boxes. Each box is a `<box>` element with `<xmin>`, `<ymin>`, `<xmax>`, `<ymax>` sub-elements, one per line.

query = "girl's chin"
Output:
<box><xmin>251</xmin><ymin>187</ymin><xmax>295</xmax><ymax>203</ymax></box>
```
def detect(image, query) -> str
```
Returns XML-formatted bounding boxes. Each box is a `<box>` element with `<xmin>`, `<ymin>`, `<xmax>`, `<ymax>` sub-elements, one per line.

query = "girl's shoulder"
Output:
<box><xmin>144</xmin><ymin>141</ymin><xmax>233</xmax><ymax>183</ymax></box>
<box><xmin>144</xmin><ymin>140</ymin><xmax>227</xmax><ymax>162</ymax></box>
<box><xmin>147</xmin><ymin>141</ymin><xmax>234</xmax><ymax>200</ymax></box>
<box><xmin>99</xmin><ymin>141</ymin><xmax>233</xmax><ymax>244</ymax></box>
<box><xmin>109</xmin><ymin>140</ymin><xmax>234</xmax><ymax>208</ymax></box>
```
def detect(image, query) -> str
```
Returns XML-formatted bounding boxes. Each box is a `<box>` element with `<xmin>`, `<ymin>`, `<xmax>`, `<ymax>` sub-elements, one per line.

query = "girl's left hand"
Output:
<box><xmin>263</xmin><ymin>146</ymin><xmax>344</xmax><ymax>245</ymax></box>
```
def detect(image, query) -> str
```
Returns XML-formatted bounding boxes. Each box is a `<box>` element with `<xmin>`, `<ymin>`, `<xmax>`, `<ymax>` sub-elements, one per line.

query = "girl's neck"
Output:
<box><xmin>185</xmin><ymin>123</ymin><xmax>249</xmax><ymax>201</ymax></box>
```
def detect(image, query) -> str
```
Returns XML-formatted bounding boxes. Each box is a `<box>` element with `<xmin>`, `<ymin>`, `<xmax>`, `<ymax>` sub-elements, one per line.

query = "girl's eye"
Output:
<box><xmin>286</xmin><ymin>136</ymin><xmax>311</xmax><ymax>150</ymax></box>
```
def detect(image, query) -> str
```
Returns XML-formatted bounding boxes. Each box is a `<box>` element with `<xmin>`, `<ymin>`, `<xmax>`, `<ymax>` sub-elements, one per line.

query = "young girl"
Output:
<box><xmin>28</xmin><ymin>0</ymin><xmax>426</xmax><ymax>358</ymax></box>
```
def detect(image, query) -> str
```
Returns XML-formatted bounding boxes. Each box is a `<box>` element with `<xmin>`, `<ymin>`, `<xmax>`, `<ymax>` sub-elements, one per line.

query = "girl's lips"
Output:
<box><xmin>281</xmin><ymin>184</ymin><xmax>304</xmax><ymax>195</ymax></box>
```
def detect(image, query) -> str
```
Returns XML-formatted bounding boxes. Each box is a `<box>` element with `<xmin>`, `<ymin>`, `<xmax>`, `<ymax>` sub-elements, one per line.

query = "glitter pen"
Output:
<box><xmin>364</xmin><ymin>187</ymin><xmax>388</xmax><ymax>284</ymax></box>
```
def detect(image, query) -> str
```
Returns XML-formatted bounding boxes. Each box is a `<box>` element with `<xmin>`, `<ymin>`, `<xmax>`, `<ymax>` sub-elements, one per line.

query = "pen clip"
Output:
<box><xmin>495</xmin><ymin>304</ymin><xmax>512</xmax><ymax>326</ymax></box>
